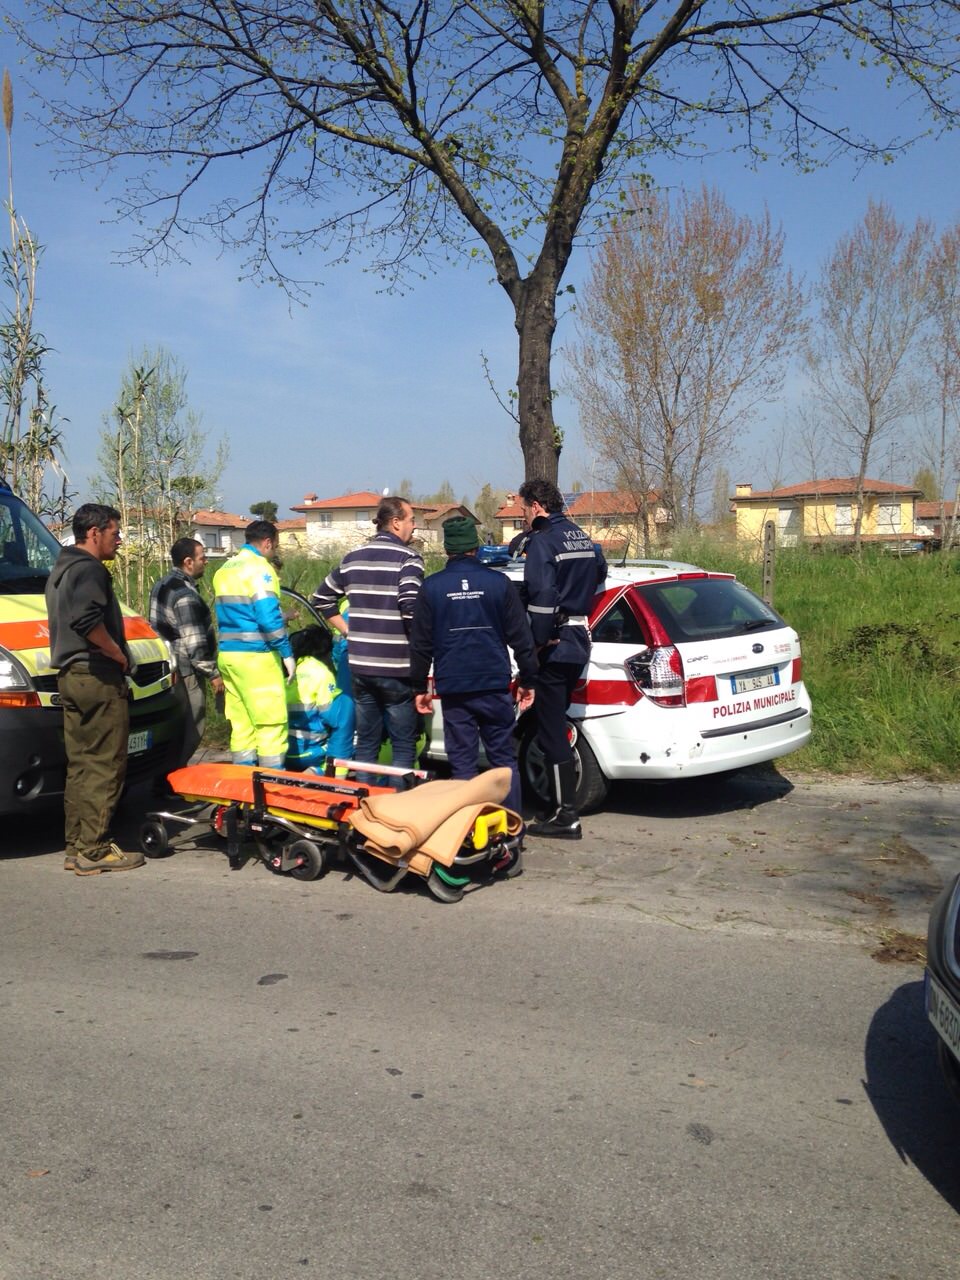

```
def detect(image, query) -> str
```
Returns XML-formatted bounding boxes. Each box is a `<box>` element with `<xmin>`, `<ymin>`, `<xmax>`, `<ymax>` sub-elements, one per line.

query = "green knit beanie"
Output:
<box><xmin>443</xmin><ymin>516</ymin><xmax>480</xmax><ymax>554</ymax></box>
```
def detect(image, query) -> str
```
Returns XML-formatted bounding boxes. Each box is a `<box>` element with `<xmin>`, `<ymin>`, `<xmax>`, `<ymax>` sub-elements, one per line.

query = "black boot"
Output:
<box><xmin>527</xmin><ymin>759</ymin><xmax>582</xmax><ymax>840</ymax></box>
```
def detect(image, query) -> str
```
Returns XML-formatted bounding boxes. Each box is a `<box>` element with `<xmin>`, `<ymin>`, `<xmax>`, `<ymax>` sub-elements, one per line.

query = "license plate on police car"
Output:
<box><xmin>128</xmin><ymin>729</ymin><xmax>152</xmax><ymax>755</ymax></box>
<box><xmin>730</xmin><ymin>668</ymin><xmax>779</xmax><ymax>695</ymax></box>
<box><xmin>927</xmin><ymin>971</ymin><xmax>960</xmax><ymax>1062</ymax></box>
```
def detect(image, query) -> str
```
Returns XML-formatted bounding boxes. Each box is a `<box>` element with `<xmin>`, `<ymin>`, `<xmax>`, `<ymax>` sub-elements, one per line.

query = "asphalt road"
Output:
<box><xmin>2</xmin><ymin>766</ymin><xmax>959</xmax><ymax>1279</ymax></box>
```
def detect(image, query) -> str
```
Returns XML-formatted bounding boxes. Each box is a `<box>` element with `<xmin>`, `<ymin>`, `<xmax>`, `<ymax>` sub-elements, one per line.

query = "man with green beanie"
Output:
<box><xmin>410</xmin><ymin>515</ymin><xmax>537</xmax><ymax>817</ymax></box>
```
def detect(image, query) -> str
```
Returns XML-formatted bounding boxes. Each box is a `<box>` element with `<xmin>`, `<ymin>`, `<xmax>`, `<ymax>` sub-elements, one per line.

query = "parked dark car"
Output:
<box><xmin>926</xmin><ymin>871</ymin><xmax>960</xmax><ymax>1102</ymax></box>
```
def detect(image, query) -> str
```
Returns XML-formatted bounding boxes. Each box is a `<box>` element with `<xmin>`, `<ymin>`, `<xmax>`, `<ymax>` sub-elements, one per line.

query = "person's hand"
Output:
<box><xmin>211</xmin><ymin>675</ymin><xmax>224</xmax><ymax>696</ymax></box>
<box><xmin>515</xmin><ymin>685</ymin><xmax>535</xmax><ymax>713</ymax></box>
<box><xmin>414</xmin><ymin>692</ymin><xmax>433</xmax><ymax>715</ymax></box>
<box><xmin>283</xmin><ymin>655</ymin><xmax>296</xmax><ymax>683</ymax></box>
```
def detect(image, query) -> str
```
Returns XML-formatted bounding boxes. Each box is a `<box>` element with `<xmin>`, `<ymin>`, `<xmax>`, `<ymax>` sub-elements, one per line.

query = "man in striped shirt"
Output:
<box><xmin>312</xmin><ymin>497</ymin><xmax>424</xmax><ymax>770</ymax></box>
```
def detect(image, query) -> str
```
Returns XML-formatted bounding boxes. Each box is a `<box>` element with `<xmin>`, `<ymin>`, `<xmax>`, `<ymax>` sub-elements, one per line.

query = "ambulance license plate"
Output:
<box><xmin>128</xmin><ymin>729</ymin><xmax>152</xmax><ymax>755</ymax></box>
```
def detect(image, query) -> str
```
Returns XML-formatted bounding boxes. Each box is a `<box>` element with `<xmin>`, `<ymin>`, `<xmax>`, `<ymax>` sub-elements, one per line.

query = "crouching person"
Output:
<box><xmin>285</xmin><ymin>626</ymin><xmax>355</xmax><ymax>772</ymax></box>
<box><xmin>410</xmin><ymin>516</ymin><xmax>536</xmax><ymax>817</ymax></box>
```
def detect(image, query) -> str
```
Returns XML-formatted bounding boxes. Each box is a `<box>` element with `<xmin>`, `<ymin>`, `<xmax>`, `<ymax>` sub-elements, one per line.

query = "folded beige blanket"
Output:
<box><xmin>349</xmin><ymin>767</ymin><xmax>521</xmax><ymax>870</ymax></box>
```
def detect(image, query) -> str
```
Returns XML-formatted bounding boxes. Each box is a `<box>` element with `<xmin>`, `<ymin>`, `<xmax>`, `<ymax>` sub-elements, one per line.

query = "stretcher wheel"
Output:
<box><xmin>140</xmin><ymin>820</ymin><xmax>170</xmax><ymax>858</ymax></box>
<box><xmin>287</xmin><ymin>839</ymin><xmax>325</xmax><ymax>882</ymax></box>
<box><xmin>426</xmin><ymin>866</ymin><xmax>467</xmax><ymax>903</ymax></box>
<box><xmin>503</xmin><ymin>847</ymin><xmax>524</xmax><ymax>879</ymax></box>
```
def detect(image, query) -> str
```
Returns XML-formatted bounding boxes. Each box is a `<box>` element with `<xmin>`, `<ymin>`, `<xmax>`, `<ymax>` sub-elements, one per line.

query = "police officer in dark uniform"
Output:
<box><xmin>519</xmin><ymin>479</ymin><xmax>607</xmax><ymax>839</ymax></box>
<box><xmin>411</xmin><ymin>516</ymin><xmax>537</xmax><ymax>817</ymax></box>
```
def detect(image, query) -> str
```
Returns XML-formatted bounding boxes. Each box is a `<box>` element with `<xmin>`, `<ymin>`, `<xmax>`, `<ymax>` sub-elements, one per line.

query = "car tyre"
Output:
<box><xmin>518</xmin><ymin>722</ymin><xmax>609</xmax><ymax>813</ymax></box>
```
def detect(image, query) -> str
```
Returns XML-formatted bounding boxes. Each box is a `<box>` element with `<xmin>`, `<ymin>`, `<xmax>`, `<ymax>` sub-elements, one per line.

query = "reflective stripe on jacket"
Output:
<box><xmin>213</xmin><ymin>545</ymin><xmax>293</xmax><ymax>659</ymax></box>
<box><xmin>523</xmin><ymin>512</ymin><xmax>607</xmax><ymax>665</ymax></box>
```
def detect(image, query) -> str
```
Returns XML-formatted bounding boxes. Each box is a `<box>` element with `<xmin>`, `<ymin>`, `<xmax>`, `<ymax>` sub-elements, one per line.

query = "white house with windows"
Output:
<box><xmin>291</xmin><ymin>492</ymin><xmax>478</xmax><ymax>552</ymax></box>
<box><xmin>190</xmin><ymin>509</ymin><xmax>249</xmax><ymax>556</ymax></box>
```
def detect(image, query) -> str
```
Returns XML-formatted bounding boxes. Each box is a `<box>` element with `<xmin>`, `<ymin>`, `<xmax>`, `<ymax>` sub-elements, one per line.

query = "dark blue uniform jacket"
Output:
<box><xmin>410</xmin><ymin>556</ymin><xmax>538</xmax><ymax>696</ymax></box>
<box><xmin>523</xmin><ymin>512</ymin><xmax>608</xmax><ymax>666</ymax></box>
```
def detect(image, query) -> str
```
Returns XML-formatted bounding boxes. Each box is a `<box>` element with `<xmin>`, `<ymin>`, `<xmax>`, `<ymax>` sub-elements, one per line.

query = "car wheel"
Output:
<box><xmin>518</xmin><ymin>723</ymin><xmax>609</xmax><ymax>814</ymax></box>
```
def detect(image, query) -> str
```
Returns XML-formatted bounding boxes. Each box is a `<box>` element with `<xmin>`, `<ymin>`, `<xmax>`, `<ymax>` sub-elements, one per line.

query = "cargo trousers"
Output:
<box><xmin>58</xmin><ymin>662</ymin><xmax>129</xmax><ymax>860</ymax></box>
<box><xmin>173</xmin><ymin>670</ymin><xmax>207</xmax><ymax>768</ymax></box>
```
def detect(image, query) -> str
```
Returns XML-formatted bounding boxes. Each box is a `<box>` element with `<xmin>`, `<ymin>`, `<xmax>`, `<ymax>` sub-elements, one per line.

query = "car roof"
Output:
<box><xmin>494</xmin><ymin>558</ymin><xmax>712</xmax><ymax>585</ymax></box>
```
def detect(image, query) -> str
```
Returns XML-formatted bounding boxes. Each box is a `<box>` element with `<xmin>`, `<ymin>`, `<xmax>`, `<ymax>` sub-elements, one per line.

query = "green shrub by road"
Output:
<box><xmin>670</xmin><ymin>535</ymin><xmax>960</xmax><ymax>779</ymax></box>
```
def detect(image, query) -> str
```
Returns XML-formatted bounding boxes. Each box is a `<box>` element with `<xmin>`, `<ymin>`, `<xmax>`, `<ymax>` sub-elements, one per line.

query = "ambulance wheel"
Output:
<box><xmin>139</xmin><ymin>820</ymin><xmax>170</xmax><ymax>858</ymax></box>
<box><xmin>426</xmin><ymin>867</ymin><xmax>467</xmax><ymax>903</ymax></box>
<box><xmin>287</xmin><ymin>839</ymin><xmax>325</xmax><ymax>882</ymax></box>
<box><xmin>518</xmin><ymin>724</ymin><xmax>609</xmax><ymax>813</ymax></box>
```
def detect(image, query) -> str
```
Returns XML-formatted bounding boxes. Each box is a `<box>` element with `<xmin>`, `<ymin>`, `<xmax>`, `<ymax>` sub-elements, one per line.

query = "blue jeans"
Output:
<box><xmin>352</xmin><ymin>673</ymin><xmax>418</xmax><ymax>770</ymax></box>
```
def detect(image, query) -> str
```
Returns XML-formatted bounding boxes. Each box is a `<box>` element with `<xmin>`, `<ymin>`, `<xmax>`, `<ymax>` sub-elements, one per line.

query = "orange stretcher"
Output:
<box><xmin>140</xmin><ymin>759</ymin><xmax>524</xmax><ymax>903</ymax></box>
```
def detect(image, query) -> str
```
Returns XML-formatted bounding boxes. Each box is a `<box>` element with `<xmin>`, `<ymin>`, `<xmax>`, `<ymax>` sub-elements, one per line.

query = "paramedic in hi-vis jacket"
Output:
<box><xmin>518</xmin><ymin>479</ymin><xmax>607</xmax><ymax>840</ymax></box>
<box><xmin>213</xmin><ymin>520</ymin><xmax>294</xmax><ymax>768</ymax></box>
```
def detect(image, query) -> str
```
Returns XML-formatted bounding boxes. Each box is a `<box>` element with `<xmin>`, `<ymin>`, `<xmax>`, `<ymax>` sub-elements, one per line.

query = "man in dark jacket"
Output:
<box><xmin>410</xmin><ymin>515</ymin><xmax>536</xmax><ymax>816</ymax></box>
<box><xmin>518</xmin><ymin>478</ymin><xmax>607</xmax><ymax>840</ymax></box>
<box><xmin>45</xmin><ymin>503</ymin><xmax>144</xmax><ymax>875</ymax></box>
<box><xmin>149</xmin><ymin>536</ymin><xmax>223</xmax><ymax>768</ymax></box>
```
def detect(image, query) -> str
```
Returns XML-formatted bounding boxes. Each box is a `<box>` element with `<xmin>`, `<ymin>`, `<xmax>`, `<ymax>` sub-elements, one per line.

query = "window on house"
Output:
<box><xmin>777</xmin><ymin>505</ymin><xmax>800</xmax><ymax>545</ymax></box>
<box><xmin>835</xmin><ymin>503</ymin><xmax>853</xmax><ymax>534</ymax></box>
<box><xmin>877</xmin><ymin>502</ymin><xmax>901</xmax><ymax>533</ymax></box>
<box><xmin>355</xmin><ymin>510</ymin><xmax>370</xmax><ymax>527</ymax></box>
<box><xmin>317</xmin><ymin>512</ymin><xmax>332</xmax><ymax>528</ymax></box>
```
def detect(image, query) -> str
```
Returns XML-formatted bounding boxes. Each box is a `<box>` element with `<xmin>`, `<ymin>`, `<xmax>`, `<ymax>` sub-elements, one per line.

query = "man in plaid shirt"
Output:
<box><xmin>149</xmin><ymin>537</ymin><xmax>223</xmax><ymax>769</ymax></box>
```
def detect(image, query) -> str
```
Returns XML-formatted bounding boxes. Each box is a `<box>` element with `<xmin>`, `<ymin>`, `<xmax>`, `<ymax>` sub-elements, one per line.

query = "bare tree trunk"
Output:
<box><xmin>514</xmin><ymin>272</ymin><xmax>561</xmax><ymax>483</ymax></box>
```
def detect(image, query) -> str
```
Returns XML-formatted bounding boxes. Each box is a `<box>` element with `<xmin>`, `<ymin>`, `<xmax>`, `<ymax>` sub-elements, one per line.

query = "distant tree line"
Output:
<box><xmin>568</xmin><ymin>188</ymin><xmax>960</xmax><ymax>553</ymax></box>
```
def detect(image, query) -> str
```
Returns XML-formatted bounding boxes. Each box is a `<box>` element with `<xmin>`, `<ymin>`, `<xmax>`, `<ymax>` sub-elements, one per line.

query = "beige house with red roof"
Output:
<box><xmin>291</xmin><ymin>492</ymin><xmax>477</xmax><ymax>552</ymax></box>
<box><xmin>494</xmin><ymin>489</ymin><xmax>669</xmax><ymax>552</ymax></box>
<box><xmin>732</xmin><ymin>479</ymin><xmax>925</xmax><ymax>548</ymax></box>
<box><xmin>189</xmin><ymin>509</ymin><xmax>249</xmax><ymax>556</ymax></box>
<box><xmin>914</xmin><ymin>499</ymin><xmax>958</xmax><ymax>549</ymax></box>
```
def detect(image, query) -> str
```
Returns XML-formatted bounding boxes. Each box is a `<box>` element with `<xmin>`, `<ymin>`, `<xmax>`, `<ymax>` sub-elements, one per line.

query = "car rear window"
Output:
<box><xmin>631</xmin><ymin>577</ymin><xmax>786</xmax><ymax>643</ymax></box>
<box><xmin>592</xmin><ymin>598</ymin><xmax>648</xmax><ymax>646</ymax></box>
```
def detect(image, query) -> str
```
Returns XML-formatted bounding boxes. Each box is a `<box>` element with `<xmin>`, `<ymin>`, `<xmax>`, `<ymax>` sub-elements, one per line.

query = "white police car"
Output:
<box><xmin>421</xmin><ymin>560</ymin><xmax>812</xmax><ymax>810</ymax></box>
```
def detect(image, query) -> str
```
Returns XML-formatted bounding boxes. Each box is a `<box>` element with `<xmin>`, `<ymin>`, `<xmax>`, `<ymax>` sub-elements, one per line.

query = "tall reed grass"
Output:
<box><xmin>671</xmin><ymin>534</ymin><xmax>960</xmax><ymax>778</ymax></box>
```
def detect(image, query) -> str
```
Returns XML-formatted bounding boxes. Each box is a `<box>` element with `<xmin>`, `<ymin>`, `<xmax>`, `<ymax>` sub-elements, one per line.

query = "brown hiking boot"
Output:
<box><xmin>74</xmin><ymin>843</ymin><xmax>145</xmax><ymax>876</ymax></box>
<box><xmin>63</xmin><ymin>854</ymin><xmax>79</xmax><ymax>871</ymax></box>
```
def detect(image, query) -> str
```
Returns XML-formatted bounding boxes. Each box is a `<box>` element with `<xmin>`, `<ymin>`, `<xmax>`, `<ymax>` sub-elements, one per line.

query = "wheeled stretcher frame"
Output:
<box><xmin>141</xmin><ymin>759</ymin><xmax>523</xmax><ymax>903</ymax></box>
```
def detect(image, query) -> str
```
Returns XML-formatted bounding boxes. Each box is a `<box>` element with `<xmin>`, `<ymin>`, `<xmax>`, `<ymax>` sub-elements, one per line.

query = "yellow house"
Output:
<box><xmin>732</xmin><ymin>478</ymin><xmax>924</xmax><ymax>549</ymax></box>
<box><xmin>276</xmin><ymin>517</ymin><xmax>308</xmax><ymax>553</ymax></box>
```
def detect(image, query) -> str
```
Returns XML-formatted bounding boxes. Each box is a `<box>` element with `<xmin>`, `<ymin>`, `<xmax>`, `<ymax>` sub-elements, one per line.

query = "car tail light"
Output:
<box><xmin>792</xmin><ymin>656</ymin><xmax>802</xmax><ymax>684</ymax></box>
<box><xmin>0</xmin><ymin>651</ymin><xmax>39</xmax><ymax>706</ymax></box>
<box><xmin>625</xmin><ymin>646</ymin><xmax>685</xmax><ymax>707</ymax></box>
<box><xmin>684</xmin><ymin>674</ymin><xmax>718</xmax><ymax>704</ymax></box>
<box><xmin>0</xmin><ymin>690</ymin><xmax>41</xmax><ymax>708</ymax></box>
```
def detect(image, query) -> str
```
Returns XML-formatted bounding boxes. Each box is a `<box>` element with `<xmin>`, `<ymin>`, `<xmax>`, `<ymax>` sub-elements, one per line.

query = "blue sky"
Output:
<box><xmin>2</xmin><ymin>27</ymin><xmax>958</xmax><ymax>519</ymax></box>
